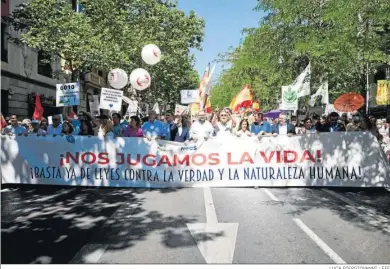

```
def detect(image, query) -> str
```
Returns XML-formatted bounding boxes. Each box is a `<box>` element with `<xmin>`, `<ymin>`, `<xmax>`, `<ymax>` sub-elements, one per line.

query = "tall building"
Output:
<box><xmin>1</xmin><ymin>0</ymin><xmax>108</xmax><ymax>119</ymax></box>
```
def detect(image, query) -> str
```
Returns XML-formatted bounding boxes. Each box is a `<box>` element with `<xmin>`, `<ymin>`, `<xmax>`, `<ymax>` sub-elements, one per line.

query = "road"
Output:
<box><xmin>1</xmin><ymin>184</ymin><xmax>390</xmax><ymax>264</ymax></box>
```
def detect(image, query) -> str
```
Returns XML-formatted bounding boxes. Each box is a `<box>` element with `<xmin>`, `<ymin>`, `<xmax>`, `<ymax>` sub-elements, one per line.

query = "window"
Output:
<box><xmin>37</xmin><ymin>50</ymin><xmax>52</xmax><ymax>78</ymax></box>
<box><xmin>98</xmin><ymin>70</ymin><xmax>103</xmax><ymax>76</ymax></box>
<box><xmin>1</xmin><ymin>23</ymin><xmax>8</xmax><ymax>63</ymax></box>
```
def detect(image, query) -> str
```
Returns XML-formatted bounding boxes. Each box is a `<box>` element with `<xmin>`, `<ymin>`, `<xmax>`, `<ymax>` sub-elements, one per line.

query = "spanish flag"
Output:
<box><xmin>252</xmin><ymin>100</ymin><xmax>260</xmax><ymax>112</ymax></box>
<box><xmin>376</xmin><ymin>80</ymin><xmax>390</xmax><ymax>105</ymax></box>
<box><xmin>205</xmin><ymin>97</ymin><xmax>212</xmax><ymax>113</ymax></box>
<box><xmin>229</xmin><ymin>84</ymin><xmax>254</xmax><ymax>113</ymax></box>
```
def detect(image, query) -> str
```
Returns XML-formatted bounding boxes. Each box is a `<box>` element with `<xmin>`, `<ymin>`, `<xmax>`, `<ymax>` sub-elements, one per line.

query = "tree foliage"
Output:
<box><xmin>212</xmin><ymin>0</ymin><xmax>390</xmax><ymax>111</ymax></box>
<box><xmin>7</xmin><ymin>0</ymin><xmax>204</xmax><ymax>106</ymax></box>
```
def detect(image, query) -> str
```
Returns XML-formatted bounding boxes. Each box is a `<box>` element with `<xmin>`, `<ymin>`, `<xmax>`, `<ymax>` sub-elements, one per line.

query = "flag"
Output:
<box><xmin>152</xmin><ymin>102</ymin><xmax>160</xmax><ymax>114</ymax></box>
<box><xmin>229</xmin><ymin>84</ymin><xmax>254</xmax><ymax>113</ymax></box>
<box><xmin>252</xmin><ymin>100</ymin><xmax>260</xmax><ymax>111</ymax></box>
<box><xmin>198</xmin><ymin>63</ymin><xmax>216</xmax><ymax>110</ymax></box>
<box><xmin>33</xmin><ymin>93</ymin><xmax>44</xmax><ymax>120</ymax></box>
<box><xmin>0</xmin><ymin>114</ymin><xmax>7</xmax><ymax>129</ymax></box>
<box><xmin>205</xmin><ymin>97</ymin><xmax>212</xmax><ymax>113</ymax></box>
<box><xmin>376</xmin><ymin>80</ymin><xmax>390</xmax><ymax>105</ymax></box>
<box><xmin>292</xmin><ymin>62</ymin><xmax>311</xmax><ymax>98</ymax></box>
<box><xmin>309</xmin><ymin>81</ymin><xmax>328</xmax><ymax>107</ymax></box>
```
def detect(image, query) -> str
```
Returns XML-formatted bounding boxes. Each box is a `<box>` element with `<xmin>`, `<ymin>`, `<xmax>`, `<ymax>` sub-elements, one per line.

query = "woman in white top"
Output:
<box><xmin>212</xmin><ymin>108</ymin><xmax>236</xmax><ymax>137</ymax></box>
<box><xmin>98</xmin><ymin>119</ymin><xmax>115</xmax><ymax>138</ymax></box>
<box><xmin>236</xmin><ymin>119</ymin><xmax>252</xmax><ymax>138</ymax></box>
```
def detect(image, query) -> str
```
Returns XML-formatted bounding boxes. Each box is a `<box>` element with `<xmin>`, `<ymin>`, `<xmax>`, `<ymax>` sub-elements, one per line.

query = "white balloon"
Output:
<box><xmin>129</xmin><ymin>68</ymin><xmax>151</xmax><ymax>91</ymax></box>
<box><xmin>108</xmin><ymin>68</ymin><xmax>128</xmax><ymax>89</ymax></box>
<box><xmin>141</xmin><ymin>44</ymin><xmax>161</xmax><ymax>65</ymax></box>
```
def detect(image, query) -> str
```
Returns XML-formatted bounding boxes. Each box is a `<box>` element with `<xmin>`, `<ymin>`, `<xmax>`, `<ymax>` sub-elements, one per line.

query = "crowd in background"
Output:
<box><xmin>1</xmin><ymin>108</ymin><xmax>389</xmax><ymax>151</ymax></box>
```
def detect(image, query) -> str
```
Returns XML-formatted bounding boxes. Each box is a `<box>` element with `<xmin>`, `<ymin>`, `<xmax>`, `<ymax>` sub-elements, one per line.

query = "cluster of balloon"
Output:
<box><xmin>108</xmin><ymin>44</ymin><xmax>161</xmax><ymax>91</ymax></box>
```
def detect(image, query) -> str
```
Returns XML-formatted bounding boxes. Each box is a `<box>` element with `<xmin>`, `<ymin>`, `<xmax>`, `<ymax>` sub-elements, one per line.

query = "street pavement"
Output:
<box><xmin>1</xmin><ymin>184</ymin><xmax>390</xmax><ymax>264</ymax></box>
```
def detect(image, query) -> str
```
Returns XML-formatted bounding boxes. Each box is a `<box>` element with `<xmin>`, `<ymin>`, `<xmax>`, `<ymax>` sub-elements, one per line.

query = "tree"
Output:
<box><xmin>213</xmin><ymin>0</ymin><xmax>390</xmax><ymax>111</ymax></box>
<box><xmin>7</xmin><ymin>0</ymin><xmax>205</xmax><ymax>105</ymax></box>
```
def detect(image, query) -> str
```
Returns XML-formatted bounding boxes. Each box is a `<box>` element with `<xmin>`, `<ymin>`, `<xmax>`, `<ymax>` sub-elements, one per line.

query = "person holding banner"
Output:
<box><xmin>271</xmin><ymin>113</ymin><xmax>295</xmax><ymax>136</ymax></box>
<box><xmin>189</xmin><ymin>111</ymin><xmax>214</xmax><ymax>142</ymax></box>
<box><xmin>171</xmin><ymin>115</ymin><xmax>190</xmax><ymax>143</ymax></box>
<box><xmin>30</xmin><ymin>120</ymin><xmax>46</xmax><ymax>135</ymax></box>
<box><xmin>1</xmin><ymin>115</ymin><xmax>27</xmax><ymax>135</ymax></box>
<box><xmin>142</xmin><ymin>110</ymin><xmax>164</xmax><ymax>141</ymax></box>
<box><xmin>211</xmin><ymin>109</ymin><xmax>236</xmax><ymax>137</ymax></box>
<box><xmin>236</xmin><ymin>119</ymin><xmax>252</xmax><ymax>138</ymax></box>
<box><xmin>112</xmin><ymin>113</ymin><xmax>125</xmax><ymax>137</ymax></box>
<box><xmin>96</xmin><ymin>115</ymin><xmax>115</xmax><ymax>138</ymax></box>
<box><xmin>47</xmin><ymin>115</ymin><xmax>63</xmax><ymax>135</ymax></box>
<box><xmin>251</xmin><ymin>112</ymin><xmax>271</xmax><ymax>136</ymax></box>
<box><xmin>123</xmin><ymin>116</ymin><xmax>143</xmax><ymax>137</ymax></box>
<box><xmin>61</xmin><ymin>121</ymin><xmax>75</xmax><ymax>136</ymax></box>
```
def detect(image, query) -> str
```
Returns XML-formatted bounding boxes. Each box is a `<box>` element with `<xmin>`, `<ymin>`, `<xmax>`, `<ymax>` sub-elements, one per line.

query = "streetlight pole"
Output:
<box><xmin>366</xmin><ymin>62</ymin><xmax>370</xmax><ymax>115</ymax></box>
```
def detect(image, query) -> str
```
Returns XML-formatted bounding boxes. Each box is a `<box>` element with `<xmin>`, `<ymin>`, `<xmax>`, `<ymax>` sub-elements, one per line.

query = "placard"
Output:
<box><xmin>281</xmin><ymin>85</ymin><xmax>298</xmax><ymax>110</ymax></box>
<box><xmin>99</xmin><ymin>88</ymin><xmax>123</xmax><ymax>111</ymax></box>
<box><xmin>88</xmin><ymin>95</ymin><xmax>100</xmax><ymax>116</ymax></box>
<box><xmin>180</xmin><ymin>89</ymin><xmax>199</xmax><ymax>104</ymax></box>
<box><xmin>56</xmin><ymin>83</ymin><xmax>80</xmax><ymax>107</ymax></box>
<box><xmin>175</xmin><ymin>104</ymin><xmax>187</xmax><ymax>115</ymax></box>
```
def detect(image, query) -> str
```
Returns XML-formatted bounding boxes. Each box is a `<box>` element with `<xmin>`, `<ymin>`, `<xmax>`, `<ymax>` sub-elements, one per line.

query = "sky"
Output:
<box><xmin>178</xmin><ymin>0</ymin><xmax>266</xmax><ymax>81</ymax></box>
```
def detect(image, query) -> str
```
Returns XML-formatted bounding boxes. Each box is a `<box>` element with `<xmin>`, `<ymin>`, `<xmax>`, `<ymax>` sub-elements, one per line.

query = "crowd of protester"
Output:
<box><xmin>1</xmin><ymin>108</ymin><xmax>389</xmax><ymax>151</ymax></box>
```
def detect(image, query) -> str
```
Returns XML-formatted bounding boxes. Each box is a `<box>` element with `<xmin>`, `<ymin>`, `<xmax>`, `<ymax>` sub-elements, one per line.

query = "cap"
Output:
<box><xmin>31</xmin><ymin>120</ymin><xmax>40</xmax><ymax>124</ymax></box>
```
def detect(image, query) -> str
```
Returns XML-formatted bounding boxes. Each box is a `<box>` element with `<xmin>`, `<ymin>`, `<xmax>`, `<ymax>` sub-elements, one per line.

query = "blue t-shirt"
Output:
<box><xmin>142</xmin><ymin>120</ymin><xmax>164</xmax><ymax>138</ymax></box>
<box><xmin>251</xmin><ymin>121</ymin><xmax>271</xmax><ymax>135</ymax></box>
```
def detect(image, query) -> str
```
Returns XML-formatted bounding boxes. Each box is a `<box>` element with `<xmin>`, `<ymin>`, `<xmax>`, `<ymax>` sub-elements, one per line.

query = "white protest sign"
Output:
<box><xmin>99</xmin><ymin>88</ymin><xmax>123</xmax><ymax>111</ymax></box>
<box><xmin>180</xmin><ymin>89</ymin><xmax>199</xmax><ymax>104</ymax></box>
<box><xmin>88</xmin><ymin>95</ymin><xmax>100</xmax><ymax>116</ymax></box>
<box><xmin>56</xmin><ymin>83</ymin><xmax>80</xmax><ymax>107</ymax></box>
<box><xmin>175</xmin><ymin>104</ymin><xmax>187</xmax><ymax>115</ymax></box>
<box><xmin>281</xmin><ymin>85</ymin><xmax>298</xmax><ymax>110</ymax></box>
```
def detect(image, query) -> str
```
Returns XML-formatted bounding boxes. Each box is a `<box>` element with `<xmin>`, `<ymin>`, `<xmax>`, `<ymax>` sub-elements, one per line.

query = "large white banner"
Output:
<box><xmin>1</xmin><ymin>133</ymin><xmax>389</xmax><ymax>188</ymax></box>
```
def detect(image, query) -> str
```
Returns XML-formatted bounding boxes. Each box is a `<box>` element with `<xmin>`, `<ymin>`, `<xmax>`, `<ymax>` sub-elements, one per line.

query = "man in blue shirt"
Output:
<box><xmin>251</xmin><ymin>112</ymin><xmax>272</xmax><ymax>136</ymax></box>
<box><xmin>2</xmin><ymin>115</ymin><xmax>27</xmax><ymax>135</ymax></box>
<box><xmin>142</xmin><ymin>110</ymin><xmax>164</xmax><ymax>140</ymax></box>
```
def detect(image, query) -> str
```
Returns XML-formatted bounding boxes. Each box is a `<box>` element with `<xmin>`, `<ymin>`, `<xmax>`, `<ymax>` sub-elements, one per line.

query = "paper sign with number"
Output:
<box><xmin>56</xmin><ymin>83</ymin><xmax>80</xmax><ymax>107</ymax></box>
<box><xmin>99</xmin><ymin>88</ymin><xmax>123</xmax><ymax>111</ymax></box>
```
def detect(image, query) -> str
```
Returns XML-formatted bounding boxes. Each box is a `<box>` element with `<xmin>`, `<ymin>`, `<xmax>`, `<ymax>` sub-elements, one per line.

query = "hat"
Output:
<box><xmin>95</xmin><ymin>114</ymin><xmax>109</xmax><ymax>120</ymax></box>
<box><xmin>31</xmin><ymin>120</ymin><xmax>40</xmax><ymax>124</ymax></box>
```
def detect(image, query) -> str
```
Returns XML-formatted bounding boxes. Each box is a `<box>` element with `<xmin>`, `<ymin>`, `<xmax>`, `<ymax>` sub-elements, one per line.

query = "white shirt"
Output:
<box><xmin>279</xmin><ymin>125</ymin><xmax>288</xmax><ymax>135</ymax></box>
<box><xmin>236</xmin><ymin>129</ymin><xmax>252</xmax><ymax>137</ymax></box>
<box><xmin>215</xmin><ymin>121</ymin><xmax>233</xmax><ymax>137</ymax></box>
<box><xmin>98</xmin><ymin>130</ymin><xmax>114</xmax><ymax>138</ymax></box>
<box><xmin>190</xmin><ymin>120</ymin><xmax>214</xmax><ymax>140</ymax></box>
<box><xmin>178</xmin><ymin>126</ymin><xmax>183</xmax><ymax>136</ymax></box>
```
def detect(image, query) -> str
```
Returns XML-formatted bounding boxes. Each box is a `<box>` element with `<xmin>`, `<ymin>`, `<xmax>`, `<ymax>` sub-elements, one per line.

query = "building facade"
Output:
<box><xmin>1</xmin><ymin>0</ymin><xmax>107</xmax><ymax>120</ymax></box>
